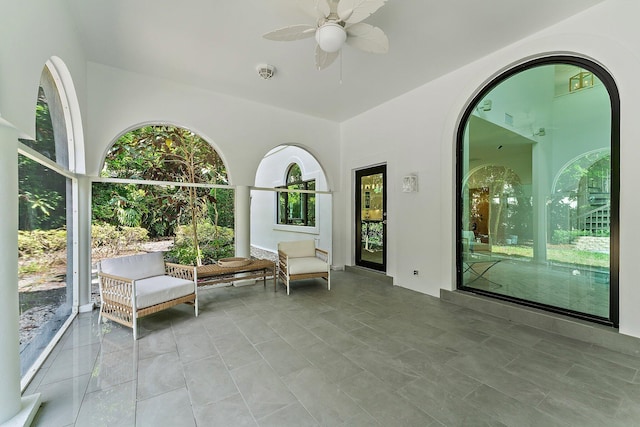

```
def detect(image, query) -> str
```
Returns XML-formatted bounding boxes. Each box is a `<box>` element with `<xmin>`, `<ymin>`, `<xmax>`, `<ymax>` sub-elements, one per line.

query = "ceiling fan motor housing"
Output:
<box><xmin>262</xmin><ymin>0</ymin><xmax>389</xmax><ymax>69</ymax></box>
<box><xmin>315</xmin><ymin>22</ymin><xmax>347</xmax><ymax>52</ymax></box>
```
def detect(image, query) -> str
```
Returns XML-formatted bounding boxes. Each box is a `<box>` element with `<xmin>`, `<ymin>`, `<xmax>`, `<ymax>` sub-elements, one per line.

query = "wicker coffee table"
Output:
<box><xmin>196</xmin><ymin>259</ymin><xmax>276</xmax><ymax>290</ymax></box>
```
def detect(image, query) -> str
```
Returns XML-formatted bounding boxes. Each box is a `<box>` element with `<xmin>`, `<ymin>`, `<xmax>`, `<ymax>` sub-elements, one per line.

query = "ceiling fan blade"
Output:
<box><xmin>297</xmin><ymin>0</ymin><xmax>330</xmax><ymax>20</ymax></box>
<box><xmin>263</xmin><ymin>25</ymin><xmax>317</xmax><ymax>41</ymax></box>
<box><xmin>345</xmin><ymin>23</ymin><xmax>388</xmax><ymax>53</ymax></box>
<box><xmin>315</xmin><ymin>44</ymin><xmax>339</xmax><ymax>70</ymax></box>
<box><xmin>337</xmin><ymin>0</ymin><xmax>387</xmax><ymax>24</ymax></box>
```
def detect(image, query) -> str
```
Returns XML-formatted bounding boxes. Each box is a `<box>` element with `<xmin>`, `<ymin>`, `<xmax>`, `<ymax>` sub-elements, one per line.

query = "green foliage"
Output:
<box><xmin>92</xmin><ymin>182</ymin><xmax>182</xmax><ymax>237</ymax></box>
<box><xmin>18</xmin><ymin>87</ymin><xmax>66</xmax><ymax>231</ymax></box>
<box><xmin>466</xmin><ymin>165</ymin><xmax>532</xmax><ymax>242</ymax></box>
<box><xmin>551</xmin><ymin>229</ymin><xmax>610</xmax><ymax>245</ymax></box>
<box><xmin>552</xmin><ymin>229</ymin><xmax>581</xmax><ymax>245</ymax></box>
<box><xmin>93</xmin><ymin>125</ymin><xmax>234</xmax><ymax>239</ymax></box>
<box><xmin>91</xmin><ymin>223</ymin><xmax>149</xmax><ymax>256</ymax></box>
<box><xmin>207</xmin><ymin>188</ymin><xmax>235</xmax><ymax>229</ymax></box>
<box><xmin>166</xmin><ymin>223</ymin><xmax>234</xmax><ymax>265</ymax></box>
<box><xmin>18</xmin><ymin>228</ymin><xmax>69</xmax><ymax>279</ymax></box>
<box><xmin>19</xmin><ymin>262</ymin><xmax>48</xmax><ymax>276</ymax></box>
<box><xmin>364</xmin><ymin>221</ymin><xmax>384</xmax><ymax>248</ymax></box>
<box><xmin>18</xmin><ymin>228</ymin><xmax>67</xmax><ymax>257</ymax></box>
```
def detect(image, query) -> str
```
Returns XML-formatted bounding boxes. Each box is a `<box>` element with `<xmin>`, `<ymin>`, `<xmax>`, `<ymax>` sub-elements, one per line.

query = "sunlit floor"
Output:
<box><xmin>464</xmin><ymin>256</ymin><xmax>610</xmax><ymax>318</ymax></box>
<box><xmin>25</xmin><ymin>270</ymin><xmax>640</xmax><ymax>426</ymax></box>
<box><xmin>359</xmin><ymin>248</ymin><xmax>383</xmax><ymax>265</ymax></box>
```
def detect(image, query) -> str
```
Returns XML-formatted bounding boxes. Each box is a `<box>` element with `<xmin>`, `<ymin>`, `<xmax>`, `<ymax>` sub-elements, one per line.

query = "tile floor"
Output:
<box><xmin>25</xmin><ymin>270</ymin><xmax>640</xmax><ymax>426</ymax></box>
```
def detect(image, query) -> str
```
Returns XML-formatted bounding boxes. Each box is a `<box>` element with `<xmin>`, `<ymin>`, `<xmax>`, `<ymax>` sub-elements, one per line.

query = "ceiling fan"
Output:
<box><xmin>263</xmin><ymin>0</ymin><xmax>389</xmax><ymax>70</ymax></box>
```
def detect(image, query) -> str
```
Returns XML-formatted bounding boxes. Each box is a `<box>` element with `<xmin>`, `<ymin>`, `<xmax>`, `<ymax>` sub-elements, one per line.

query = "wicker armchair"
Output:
<box><xmin>277</xmin><ymin>240</ymin><xmax>330</xmax><ymax>295</ymax></box>
<box><xmin>97</xmin><ymin>252</ymin><xmax>198</xmax><ymax>340</ymax></box>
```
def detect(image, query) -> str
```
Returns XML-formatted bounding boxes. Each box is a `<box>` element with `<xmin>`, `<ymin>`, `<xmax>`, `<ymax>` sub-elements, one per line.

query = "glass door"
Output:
<box><xmin>356</xmin><ymin>165</ymin><xmax>386</xmax><ymax>271</ymax></box>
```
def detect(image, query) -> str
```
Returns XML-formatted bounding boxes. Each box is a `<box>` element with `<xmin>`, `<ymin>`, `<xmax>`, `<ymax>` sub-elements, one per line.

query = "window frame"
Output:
<box><xmin>276</xmin><ymin>164</ymin><xmax>317</xmax><ymax>228</ymax></box>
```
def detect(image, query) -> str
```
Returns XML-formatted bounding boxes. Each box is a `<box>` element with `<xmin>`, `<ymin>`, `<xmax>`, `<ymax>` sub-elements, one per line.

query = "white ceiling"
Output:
<box><xmin>63</xmin><ymin>0</ymin><xmax>605</xmax><ymax>122</ymax></box>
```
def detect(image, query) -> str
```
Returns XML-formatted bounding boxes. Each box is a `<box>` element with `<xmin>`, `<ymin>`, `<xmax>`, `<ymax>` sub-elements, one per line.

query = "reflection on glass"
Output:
<box><xmin>18</xmin><ymin>72</ymin><xmax>74</xmax><ymax>377</ymax></box>
<box><xmin>459</xmin><ymin>63</ymin><xmax>612</xmax><ymax>321</ymax></box>
<box><xmin>18</xmin><ymin>156</ymin><xmax>71</xmax><ymax>376</ymax></box>
<box><xmin>360</xmin><ymin>172</ymin><xmax>384</xmax><ymax>265</ymax></box>
<box><xmin>277</xmin><ymin>163</ymin><xmax>316</xmax><ymax>226</ymax></box>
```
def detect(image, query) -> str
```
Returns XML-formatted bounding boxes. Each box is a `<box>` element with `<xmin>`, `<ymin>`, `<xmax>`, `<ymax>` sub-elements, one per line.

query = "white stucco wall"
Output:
<box><xmin>0</xmin><ymin>1</ymin><xmax>87</xmax><ymax>139</ymax></box>
<box><xmin>83</xmin><ymin>63</ymin><xmax>344</xmax><ymax>264</ymax></box>
<box><xmin>340</xmin><ymin>0</ymin><xmax>640</xmax><ymax>338</ymax></box>
<box><xmin>84</xmin><ymin>63</ymin><xmax>341</xmax><ymax>184</ymax></box>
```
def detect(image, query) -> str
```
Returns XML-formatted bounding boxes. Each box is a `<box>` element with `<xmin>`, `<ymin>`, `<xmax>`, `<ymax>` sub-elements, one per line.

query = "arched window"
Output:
<box><xmin>457</xmin><ymin>57</ymin><xmax>619</xmax><ymax>326</ymax></box>
<box><xmin>18</xmin><ymin>62</ymin><xmax>77</xmax><ymax>378</ymax></box>
<box><xmin>277</xmin><ymin>163</ymin><xmax>316</xmax><ymax>226</ymax></box>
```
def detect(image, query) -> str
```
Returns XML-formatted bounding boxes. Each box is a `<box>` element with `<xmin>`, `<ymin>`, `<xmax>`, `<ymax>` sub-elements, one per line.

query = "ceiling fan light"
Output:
<box><xmin>315</xmin><ymin>23</ymin><xmax>346</xmax><ymax>53</ymax></box>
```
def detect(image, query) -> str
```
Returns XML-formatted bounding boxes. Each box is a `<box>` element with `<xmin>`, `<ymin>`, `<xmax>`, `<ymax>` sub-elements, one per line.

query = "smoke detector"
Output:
<box><xmin>257</xmin><ymin>64</ymin><xmax>275</xmax><ymax>80</ymax></box>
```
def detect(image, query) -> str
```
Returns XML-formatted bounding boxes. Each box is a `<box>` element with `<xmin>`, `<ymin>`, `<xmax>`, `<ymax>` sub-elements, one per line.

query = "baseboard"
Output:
<box><xmin>345</xmin><ymin>265</ymin><xmax>393</xmax><ymax>285</ymax></box>
<box><xmin>1</xmin><ymin>394</ymin><xmax>41</xmax><ymax>427</ymax></box>
<box><xmin>79</xmin><ymin>302</ymin><xmax>95</xmax><ymax>313</ymax></box>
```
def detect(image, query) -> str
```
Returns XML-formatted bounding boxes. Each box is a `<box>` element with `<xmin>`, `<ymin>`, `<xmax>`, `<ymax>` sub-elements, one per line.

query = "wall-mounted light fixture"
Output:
<box><xmin>533</xmin><ymin>127</ymin><xmax>546</xmax><ymax>137</ymax></box>
<box><xmin>569</xmin><ymin>71</ymin><xmax>593</xmax><ymax>92</ymax></box>
<box><xmin>402</xmin><ymin>175</ymin><xmax>418</xmax><ymax>193</ymax></box>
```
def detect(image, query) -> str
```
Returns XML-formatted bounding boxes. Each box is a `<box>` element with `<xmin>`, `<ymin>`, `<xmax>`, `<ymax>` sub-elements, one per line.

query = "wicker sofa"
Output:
<box><xmin>277</xmin><ymin>240</ymin><xmax>330</xmax><ymax>295</ymax></box>
<box><xmin>97</xmin><ymin>252</ymin><xmax>198</xmax><ymax>340</ymax></box>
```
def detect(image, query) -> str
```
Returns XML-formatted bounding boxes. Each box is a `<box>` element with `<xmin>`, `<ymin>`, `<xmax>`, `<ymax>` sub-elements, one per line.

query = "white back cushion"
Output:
<box><xmin>100</xmin><ymin>252</ymin><xmax>166</xmax><ymax>280</ymax></box>
<box><xmin>278</xmin><ymin>240</ymin><xmax>316</xmax><ymax>258</ymax></box>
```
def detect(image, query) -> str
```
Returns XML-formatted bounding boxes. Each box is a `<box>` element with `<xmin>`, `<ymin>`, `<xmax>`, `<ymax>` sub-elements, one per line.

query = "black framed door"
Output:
<box><xmin>355</xmin><ymin>165</ymin><xmax>387</xmax><ymax>271</ymax></box>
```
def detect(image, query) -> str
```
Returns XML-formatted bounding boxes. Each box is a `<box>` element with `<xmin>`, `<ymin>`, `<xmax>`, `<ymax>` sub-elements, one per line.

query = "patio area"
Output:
<box><xmin>25</xmin><ymin>270</ymin><xmax>640</xmax><ymax>426</ymax></box>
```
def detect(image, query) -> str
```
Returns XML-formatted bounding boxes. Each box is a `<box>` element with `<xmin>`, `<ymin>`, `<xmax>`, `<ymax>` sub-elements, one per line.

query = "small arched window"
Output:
<box><xmin>277</xmin><ymin>163</ymin><xmax>316</xmax><ymax>226</ymax></box>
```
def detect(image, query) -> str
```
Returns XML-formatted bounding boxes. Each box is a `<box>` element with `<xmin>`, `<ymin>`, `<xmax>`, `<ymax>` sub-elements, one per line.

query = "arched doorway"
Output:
<box><xmin>457</xmin><ymin>57</ymin><xmax>619</xmax><ymax>326</ymax></box>
<box><xmin>252</xmin><ymin>145</ymin><xmax>331</xmax><ymax>258</ymax></box>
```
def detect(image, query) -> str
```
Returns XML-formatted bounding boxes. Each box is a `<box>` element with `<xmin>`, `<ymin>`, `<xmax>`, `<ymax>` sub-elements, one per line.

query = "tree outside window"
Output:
<box><xmin>277</xmin><ymin>164</ymin><xmax>316</xmax><ymax>226</ymax></box>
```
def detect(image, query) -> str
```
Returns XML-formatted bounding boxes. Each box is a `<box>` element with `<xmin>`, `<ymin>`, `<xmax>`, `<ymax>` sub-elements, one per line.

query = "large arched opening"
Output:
<box><xmin>92</xmin><ymin>124</ymin><xmax>233</xmax><ymax>272</ymax></box>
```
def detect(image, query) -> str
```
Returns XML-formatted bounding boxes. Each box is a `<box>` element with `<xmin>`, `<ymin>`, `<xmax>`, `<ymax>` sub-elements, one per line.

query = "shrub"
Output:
<box><xmin>551</xmin><ymin>229</ymin><xmax>611</xmax><ymax>245</ymax></box>
<box><xmin>18</xmin><ymin>228</ymin><xmax>67</xmax><ymax>257</ymax></box>
<box><xmin>91</xmin><ymin>223</ymin><xmax>149</xmax><ymax>256</ymax></box>
<box><xmin>166</xmin><ymin>222</ymin><xmax>234</xmax><ymax>265</ymax></box>
<box><xmin>552</xmin><ymin>230</ymin><xmax>578</xmax><ymax>245</ymax></box>
<box><xmin>19</xmin><ymin>262</ymin><xmax>48</xmax><ymax>275</ymax></box>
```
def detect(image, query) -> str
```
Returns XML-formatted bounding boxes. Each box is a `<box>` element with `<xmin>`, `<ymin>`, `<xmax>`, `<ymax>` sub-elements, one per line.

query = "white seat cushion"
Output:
<box><xmin>288</xmin><ymin>257</ymin><xmax>328</xmax><ymax>275</ymax></box>
<box><xmin>135</xmin><ymin>275</ymin><xmax>194</xmax><ymax>309</ymax></box>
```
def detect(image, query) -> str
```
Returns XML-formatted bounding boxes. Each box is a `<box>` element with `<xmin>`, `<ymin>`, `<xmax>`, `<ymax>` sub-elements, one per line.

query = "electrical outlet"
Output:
<box><xmin>413</xmin><ymin>270</ymin><xmax>419</xmax><ymax>276</ymax></box>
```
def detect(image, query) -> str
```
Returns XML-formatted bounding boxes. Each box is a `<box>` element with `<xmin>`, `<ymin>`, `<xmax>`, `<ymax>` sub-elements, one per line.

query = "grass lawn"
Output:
<box><xmin>492</xmin><ymin>244</ymin><xmax>609</xmax><ymax>268</ymax></box>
